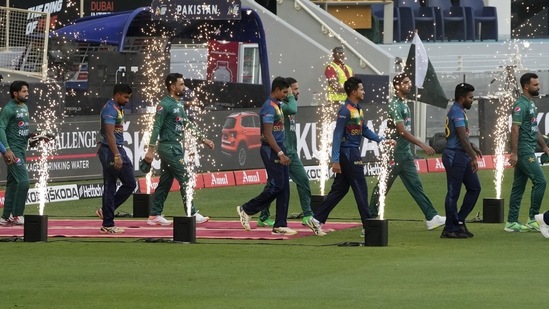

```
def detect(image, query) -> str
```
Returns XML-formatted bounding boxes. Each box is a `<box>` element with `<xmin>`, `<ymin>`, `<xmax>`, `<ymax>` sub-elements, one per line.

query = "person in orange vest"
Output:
<box><xmin>325</xmin><ymin>46</ymin><xmax>353</xmax><ymax>104</ymax></box>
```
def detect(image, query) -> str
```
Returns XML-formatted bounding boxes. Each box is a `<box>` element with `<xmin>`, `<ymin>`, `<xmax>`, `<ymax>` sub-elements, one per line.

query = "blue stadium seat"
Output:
<box><xmin>397</xmin><ymin>0</ymin><xmax>437</xmax><ymax>42</ymax></box>
<box><xmin>460</xmin><ymin>0</ymin><xmax>498</xmax><ymax>41</ymax></box>
<box><xmin>427</xmin><ymin>0</ymin><xmax>467</xmax><ymax>41</ymax></box>
<box><xmin>372</xmin><ymin>4</ymin><xmax>402</xmax><ymax>42</ymax></box>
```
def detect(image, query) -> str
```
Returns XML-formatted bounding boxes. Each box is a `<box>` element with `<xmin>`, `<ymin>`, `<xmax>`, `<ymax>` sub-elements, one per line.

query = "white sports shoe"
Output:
<box><xmin>12</xmin><ymin>216</ymin><xmax>24</xmax><ymax>225</ymax></box>
<box><xmin>306</xmin><ymin>217</ymin><xmax>327</xmax><ymax>236</ymax></box>
<box><xmin>0</xmin><ymin>217</ymin><xmax>11</xmax><ymax>226</ymax></box>
<box><xmin>236</xmin><ymin>206</ymin><xmax>251</xmax><ymax>231</ymax></box>
<box><xmin>535</xmin><ymin>214</ymin><xmax>549</xmax><ymax>238</ymax></box>
<box><xmin>426</xmin><ymin>215</ymin><xmax>446</xmax><ymax>230</ymax></box>
<box><xmin>271</xmin><ymin>227</ymin><xmax>298</xmax><ymax>235</ymax></box>
<box><xmin>147</xmin><ymin>215</ymin><xmax>172</xmax><ymax>226</ymax></box>
<box><xmin>193</xmin><ymin>212</ymin><xmax>210</xmax><ymax>224</ymax></box>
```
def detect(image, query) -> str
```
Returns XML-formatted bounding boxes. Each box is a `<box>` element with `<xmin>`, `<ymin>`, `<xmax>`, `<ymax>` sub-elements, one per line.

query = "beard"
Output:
<box><xmin>529</xmin><ymin>89</ymin><xmax>540</xmax><ymax>97</ymax></box>
<box><xmin>18</xmin><ymin>96</ymin><xmax>28</xmax><ymax>103</ymax></box>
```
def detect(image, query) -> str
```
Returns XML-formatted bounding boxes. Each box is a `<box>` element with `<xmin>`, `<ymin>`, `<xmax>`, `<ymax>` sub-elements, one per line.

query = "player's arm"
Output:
<box><xmin>509</xmin><ymin>124</ymin><xmax>520</xmax><ymax>167</ymax></box>
<box><xmin>281</xmin><ymin>93</ymin><xmax>297</xmax><ymax>115</ymax></box>
<box><xmin>331</xmin><ymin>108</ymin><xmax>348</xmax><ymax>173</ymax></box>
<box><xmin>262</xmin><ymin>122</ymin><xmax>289</xmax><ymax>165</ymax></box>
<box><xmin>456</xmin><ymin>126</ymin><xmax>479</xmax><ymax>172</ymax></box>
<box><xmin>537</xmin><ymin>131</ymin><xmax>549</xmax><ymax>154</ymax></box>
<box><xmin>145</xmin><ymin>104</ymin><xmax>167</xmax><ymax>163</ymax></box>
<box><xmin>181</xmin><ymin>108</ymin><xmax>214</xmax><ymax>149</ymax></box>
<box><xmin>0</xmin><ymin>107</ymin><xmax>15</xmax><ymax>162</ymax></box>
<box><xmin>395</xmin><ymin>122</ymin><xmax>435</xmax><ymax>155</ymax></box>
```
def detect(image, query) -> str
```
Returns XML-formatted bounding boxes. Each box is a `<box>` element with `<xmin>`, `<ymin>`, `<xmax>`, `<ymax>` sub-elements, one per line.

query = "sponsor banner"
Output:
<box><xmin>303</xmin><ymin>165</ymin><xmax>333</xmax><ymax>181</ymax></box>
<box><xmin>0</xmin><ymin>191</ymin><xmax>4</xmax><ymax>208</ymax></box>
<box><xmin>26</xmin><ymin>184</ymin><xmax>79</xmax><ymax>205</ymax></box>
<box><xmin>492</xmin><ymin>154</ymin><xmax>512</xmax><ymax>168</ymax></box>
<box><xmin>202</xmin><ymin>172</ymin><xmax>236</xmax><ymax>188</ymax></box>
<box><xmin>151</xmin><ymin>0</ymin><xmax>241</xmax><ymax>21</ymax></box>
<box><xmin>426</xmin><ymin>158</ymin><xmax>445</xmax><ymax>173</ymax></box>
<box><xmin>477</xmin><ymin>156</ymin><xmax>494</xmax><ymax>170</ymax></box>
<box><xmin>138</xmin><ymin>177</ymin><xmax>181</xmax><ymax>194</ymax></box>
<box><xmin>415</xmin><ymin>159</ymin><xmax>428</xmax><ymax>173</ymax></box>
<box><xmin>195</xmin><ymin>174</ymin><xmax>205</xmax><ymax>189</ymax></box>
<box><xmin>78</xmin><ymin>183</ymin><xmax>104</xmax><ymax>199</ymax></box>
<box><xmin>234</xmin><ymin>169</ymin><xmax>267</xmax><ymax>185</ymax></box>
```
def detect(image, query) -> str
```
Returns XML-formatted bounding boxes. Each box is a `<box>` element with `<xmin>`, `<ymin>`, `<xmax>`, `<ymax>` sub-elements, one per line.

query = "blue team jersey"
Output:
<box><xmin>331</xmin><ymin>100</ymin><xmax>382</xmax><ymax>162</ymax></box>
<box><xmin>260</xmin><ymin>97</ymin><xmax>285</xmax><ymax>144</ymax></box>
<box><xmin>100</xmin><ymin>99</ymin><xmax>125</xmax><ymax>146</ymax></box>
<box><xmin>445</xmin><ymin>102</ymin><xmax>468</xmax><ymax>150</ymax></box>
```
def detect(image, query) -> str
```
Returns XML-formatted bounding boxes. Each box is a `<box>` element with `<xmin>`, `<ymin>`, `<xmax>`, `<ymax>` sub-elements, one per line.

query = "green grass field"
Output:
<box><xmin>5</xmin><ymin>168</ymin><xmax>549</xmax><ymax>308</ymax></box>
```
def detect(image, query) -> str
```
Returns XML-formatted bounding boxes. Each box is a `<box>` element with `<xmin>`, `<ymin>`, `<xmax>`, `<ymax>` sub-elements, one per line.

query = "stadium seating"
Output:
<box><xmin>397</xmin><ymin>0</ymin><xmax>437</xmax><ymax>42</ymax></box>
<box><xmin>427</xmin><ymin>0</ymin><xmax>467</xmax><ymax>41</ymax></box>
<box><xmin>460</xmin><ymin>0</ymin><xmax>498</xmax><ymax>41</ymax></box>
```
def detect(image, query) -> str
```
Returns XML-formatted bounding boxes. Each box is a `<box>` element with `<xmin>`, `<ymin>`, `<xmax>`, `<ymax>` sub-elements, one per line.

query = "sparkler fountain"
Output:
<box><xmin>482</xmin><ymin>41</ymin><xmax>526</xmax><ymax>223</ymax></box>
<box><xmin>483</xmin><ymin>63</ymin><xmax>520</xmax><ymax>223</ymax></box>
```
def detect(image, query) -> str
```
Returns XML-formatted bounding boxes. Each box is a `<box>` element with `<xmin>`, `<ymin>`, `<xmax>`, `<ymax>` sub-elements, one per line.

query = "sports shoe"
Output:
<box><xmin>147</xmin><ymin>215</ymin><xmax>172</xmax><ymax>226</ymax></box>
<box><xmin>193</xmin><ymin>212</ymin><xmax>210</xmax><ymax>224</ymax></box>
<box><xmin>236</xmin><ymin>206</ymin><xmax>251</xmax><ymax>231</ymax></box>
<box><xmin>257</xmin><ymin>218</ymin><xmax>274</xmax><ymax>227</ymax></box>
<box><xmin>526</xmin><ymin>219</ymin><xmax>540</xmax><ymax>231</ymax></box>
<box><xmin>534</xmin><ymin>214</ymin><xmax>549</xmax><ymax>238</ymax></box>
<box><xmin>459</xmin><ymin>223</ymin><xmax>474</xmax><ymax>238</ymax></box>
<box><xmin>12</xmin><ymin>216</ymin><xmax>24</xmax><ymax>225</ymax></box>
<box><xmin>95</xmin><ymin>208</ymin><xmax>103</xmax><ymax>220</ymax></box>
<box><xmin>100</xmin><ymin>226</ymin><xmax>125</xmax><ymax>234</ymax></box>
<box><xmin>271</xmin><ymin>227</ymin><xmax>298</xmax><ymax>235</ymax></box>
<box><xmin>301</xmin><ymin>215</ymin><xmax>312</xmax><ymax>226</ymax></box>
<box><xmin>504</xmin><ymin>222</ymin><xmax>529</xmax><ymax>232</ymax></box>
<box><xmin>426</xmin><ymin>215</ymin><xmax>446</xmax><ymax>230</ymax></box>
<box><xmin>0</xmin><ymin>217</ymin><xmax>11</xmax><ymax>226</ymax></box>
<box><xmin>440</xmin><ymin>230</ymin><xmax>468</xmax><ymax>238</ymax></box>
<box><xmin>305</xmin><ymin>217</ymin><xmax>327</xmax><ymax>236</ymax></box>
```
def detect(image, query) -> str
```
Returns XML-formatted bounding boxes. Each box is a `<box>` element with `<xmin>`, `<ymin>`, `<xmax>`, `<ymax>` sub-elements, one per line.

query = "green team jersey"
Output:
<box><xmin>512</xmin><ymin>95</ymin><xmax>538</xmax><ymax>154</ymax></box>
<box><xmin>387</xmin><ymin>95</ymin><xmax>411</xmax><ymax>154</ymax></box>
<box><xmin>0</xmin><ymin>99</ymin><xmax>30</xmax><ymax>153</ymax></box>
<box><xmin>282</xmin><ymin>94</ymin><xmax>298</xmax><ymax>154</ymax></box>
<box><xmin>148</xmin><ymin>95</ymin><xmax>205</xmax><ymax>145</ymax></box>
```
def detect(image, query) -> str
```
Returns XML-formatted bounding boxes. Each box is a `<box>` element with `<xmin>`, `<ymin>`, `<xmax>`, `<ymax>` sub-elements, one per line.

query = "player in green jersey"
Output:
<box><xmin>144</xmin><ymin>73</ymin><xmax>215</xmax><ymax>226</ymax></box>
<box><xmin>0</xmin><ymin>81</ymin><xmax>31</xmax><ymax>226</ymax></box>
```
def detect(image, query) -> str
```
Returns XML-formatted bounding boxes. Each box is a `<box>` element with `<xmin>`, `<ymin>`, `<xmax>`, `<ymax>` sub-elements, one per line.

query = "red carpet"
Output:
<box><xmin>0</xmin><ymin>219</ymin><xmax>361</xmax><ymax>240</ymax></box>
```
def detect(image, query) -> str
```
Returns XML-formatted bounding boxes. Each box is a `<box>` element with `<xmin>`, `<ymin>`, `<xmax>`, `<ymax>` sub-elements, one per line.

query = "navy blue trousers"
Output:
<box><xmin>242</xmin><ymin>144</ymin><xmax>290</xmax><ymax>228</ymax></box>
<box><xmin>442</xmin><ymin>149</ymin><xmax>481</xmax><ymax>232</ymax></box>
<box><xmin>314</xmin><ymin>147</ymin><xmax>371</xmax><ymax>227</ymax></box>
<box><xmin>99</xmin><ymin>146</ymin><xmax>137</xmax><ymax>227</ymax></box>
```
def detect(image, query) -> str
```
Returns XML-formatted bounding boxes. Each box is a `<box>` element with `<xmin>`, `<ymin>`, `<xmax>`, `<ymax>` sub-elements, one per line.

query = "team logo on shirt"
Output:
<box><xmin>18</xmin><ymin>121</ymin><xmax>25</xmax><ymax>127</ymax></box>
<box><xmin>515</xmin><ymin>107</ymin><xmax>521</xmax><ymax>113</ymax></box>
<box><xmin>532</xmin><ymin>117</ymin><xmax>536</xmax><ymax>123</ymax></box>
<box><xmin>175</xmin><ymin>116</ymin><xmax>181</xmax><ymax>123</ymax></box>
<box><xmin>156</xmin><ymin>106</ymin><xmax>163</xmax><ymax>113</ymax></box>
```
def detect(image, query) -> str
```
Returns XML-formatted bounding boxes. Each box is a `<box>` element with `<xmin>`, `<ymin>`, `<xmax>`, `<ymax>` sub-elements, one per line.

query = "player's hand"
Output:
<box><xmin>509</xmin><ymin>153</ymin><xmax>517</xmax><ymax>167</ymax></box>
<box><xmin>471</xmin><ymin>159</ymin><xmax>479</xmax><ymax>173</ymax></box>
<box><xmin>332</xmin><ymin>162</ymin><xmax>341</xmax><ymax>174</ymax></box>
<box><xmin>202</xmin><ymin>138</ymin><xmax>215</xmax><ymax>150</ymax></box>
<box><xmin>422</xmin><ymin>144</ymin><xmax>436</xmax><ymax>156</ymax></box>
<box><xmin>144</xmin><ymin>147</ymin><xmax>155</xmax><ymax>163</ymax></box>
<box><xmin>3</xmin><ymin>149</ymin><xmax>16</xmax><ymax>165</ymax></box>
<box><xmin>280</xmin><ymin>154</ymin><xmax>290</xmax><ymax>166</ymax></box>
<box><xmin>114</xmin><ymin>155</ymin><xmax>122</xmax><ymax>170</ymax></box>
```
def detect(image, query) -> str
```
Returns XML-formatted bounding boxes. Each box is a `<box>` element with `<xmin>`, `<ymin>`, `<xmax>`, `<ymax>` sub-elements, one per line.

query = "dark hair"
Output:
<box><xmin>271</xmin><ymin>76</ymin><xmax>290</xmax><ymax>92</ymax></box>
<box><xmin>9</xmin><ymin>80</ymin><xmax>29</xmax><ymax>99</ymax></box>
<box><xmin>285</xmin><ymin>77</ymin><xmax>297</xmax><ymax>85</ymax></box>
<box><xmin>344</xmin><ymin>76</ymin><xmax>362</xmax><ymax>96</ymax></box>
<box><xmin>113</xmin><ymin>83</ymin><xmax>132</xmax><ymax>96</ymax></box>
<box><xmin>520</xmin><ymin>72</ymin><xmax>539</xmax><ymax>89</ymax></box>
<box><xmin>454</xmin><ymin>83</ymin><xmax>475</xmax><ymax>101</ymax></box>
<box><xmin>332</xmin><ymin>46</ymin><xmax>344</xmax><ymax>53</ymax></box>
<box><xmin>165</xmin><ymin>73</ymin><xmax>184</xmax><ymax>90</ymax></box>
<box><xmin>393</xmin><ymin>73</ymin><xmax>410</xmax><ymax>88</ymax></box>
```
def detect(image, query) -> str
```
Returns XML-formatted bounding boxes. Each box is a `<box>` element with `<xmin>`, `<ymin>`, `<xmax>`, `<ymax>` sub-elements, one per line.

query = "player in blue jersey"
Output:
<box><xmin>440</xmin><ymin>83</ymin><xmax>482</xmax><ymax>238</ymax></box>
<box><xmin>97</xmin><ymin>84</ymin><xmax>137</xmax><ymax>234</ymax></box>
<box><xmin>236</xmin><ymin>77</ymin><xmax>297</xmax><ymax>235</ymax></box>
